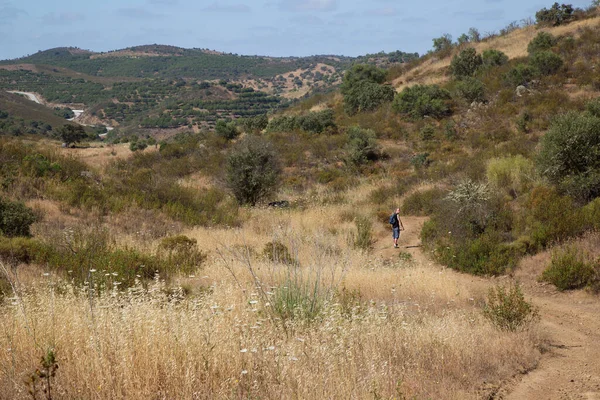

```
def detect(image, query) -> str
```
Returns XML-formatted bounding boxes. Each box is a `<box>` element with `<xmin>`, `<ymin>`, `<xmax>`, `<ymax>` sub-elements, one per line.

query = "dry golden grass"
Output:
<box><xmin>1</xmin><ymin>175</ymin><xmax>541</xmax><ymax>399</ymax></box>
<box><xmin>1</xmin><ymin>257</ymin><xmax>539</xmax><ymax>400</ymax></box>
<box><xmin>59</xmin><ymin>142</ymin><xmax>156</xmax><ymax>169</ymax></box>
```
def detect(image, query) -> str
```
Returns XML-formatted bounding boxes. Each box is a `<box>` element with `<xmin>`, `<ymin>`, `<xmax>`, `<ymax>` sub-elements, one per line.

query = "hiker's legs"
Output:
<box><xmin>392</xmin><ymin>227</ymin><xmax>400</xmax><ymax>247</ymax></box>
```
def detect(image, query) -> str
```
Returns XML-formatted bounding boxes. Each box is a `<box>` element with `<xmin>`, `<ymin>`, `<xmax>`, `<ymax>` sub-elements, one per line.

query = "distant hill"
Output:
<box><xmin>1</xmin><ymin>45</ymin><xmax>418</xmax><ymax>80</ymax></box>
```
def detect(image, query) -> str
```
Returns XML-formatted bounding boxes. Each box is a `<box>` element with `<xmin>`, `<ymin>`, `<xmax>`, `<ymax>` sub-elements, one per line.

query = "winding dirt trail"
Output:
<box><xmin>372</xmin><ymin>216</ymin><xmax>600</xmax><ymax>399</ymax></box>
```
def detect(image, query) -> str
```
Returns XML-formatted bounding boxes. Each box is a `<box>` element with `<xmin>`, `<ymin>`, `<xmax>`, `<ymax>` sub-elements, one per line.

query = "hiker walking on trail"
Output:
<box><xmin>389</xmin><ymin>208</ymin><xmax>404</xmax><ymax>248</ymax></box>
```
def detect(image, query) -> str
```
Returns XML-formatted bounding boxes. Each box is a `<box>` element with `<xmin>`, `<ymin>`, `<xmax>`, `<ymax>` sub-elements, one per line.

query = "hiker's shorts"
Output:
<box><xmin>392</xmin><ymin>227</ymin><xmax>400</xmax><ymax>239</ymax></box>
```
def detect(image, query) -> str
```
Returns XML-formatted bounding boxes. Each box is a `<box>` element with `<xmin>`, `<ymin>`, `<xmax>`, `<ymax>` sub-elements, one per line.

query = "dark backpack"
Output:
<box><xmin>389</xmin><ymin>214</ymin><xmax>397</xmax><ymax>225</ymax></box>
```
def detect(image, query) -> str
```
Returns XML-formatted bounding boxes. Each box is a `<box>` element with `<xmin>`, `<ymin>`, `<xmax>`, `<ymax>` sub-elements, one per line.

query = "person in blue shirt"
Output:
<box><xmin>389</xmin><ymin>208</ymin><xmax>405</xmax><ymax>248</ymax></box>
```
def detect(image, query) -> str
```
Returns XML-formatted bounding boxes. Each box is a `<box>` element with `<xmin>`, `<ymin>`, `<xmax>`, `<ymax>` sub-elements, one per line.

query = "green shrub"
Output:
<box><xmin>516</xmin><ymin>110</ymin><xmax>532</xmax><ymax>133</ymax></box>
<box><xmin>0</xmin><ymin>236</ymin><xmax>46</xmax><ymax>265</ymax></box>
<box><xmin>393</xmin><ymin>84</ymin><xmax>452</xmax><ymax>119</ymax></box>
<box><xmin>0</xmin><ymin>197</ymin><xmax>39</xmax><ymax>238</ymax></box>
<box><xmin>483</xmin><ymin>282</ymin><xmax>538</xmax><ymax>331</ymax></box>
<box><xmin>341</xmin><ymin>64</ymin><xmax>395</xmax><ymax>115</ymax></box>
<box><xmin>262</xmin><ymin>241</ymin><xmax>295</xmax><ymax>265</ymax></box>
<box><xmin>537</xmin><ymin>112</ymin><xmax>600</xmax><ymax>202</ymax></box>
<box><xmin>527</xmin><ymin>32</ymin><xmax>558</xmax><ymax>55</ymax></box>
<box><xmin>505</xmin><ymin>64</ymin><xmax>536</xmax><ymax>87</ymax></box>
<box><xmin>455</xmin><ymin>77</ymin><xmax>486</xmax><ymax>103</ymax></box>
<box><xmin>215</xmin><ymin>120</ymin><xmax>239</xmax><ymax>140</ymax></box>
<box><xmin>401</xmin><ymin>187</ymin><xmax>445</xmax><ymax>216</ymax></box>
<box><xmin>482</xmin><ymin>49</ymin><xmax>509</xmax><ymax>67</ymax></box>
<box><xmin>267</xmin><ymin>110</ymin><xmax>336</xmax><ymax>134</ymax></box>
<box><xmin>521</xmin><ymin>186</ymin><xmax>587</xmax><ymax>250</ymax></box>
<box><xmin>586</xmin><ymin>97</ymin><xmax>600</xmax><ymax>118</ymax></box>
<box><xmin>541</xmin><ymin>246</ymin><xmax>597</xmax><ymax>290</ymax></box>
<box><xmin>344</xmin><ymin>126</ymin><xmax>380</xmax><ymax>167</ymax></box>
<box><xmin>226</xmin><ymin>136</ymin><xmax>281</xmax><ymax>206</ymax></box>
<box><xmin>450</xmin><ymin>48</ymin><xmax>483</xmax><ymax>79</ymax></box>
<box><xmin>419</xmin><ymin>124</ymin><xmax>436</xmax><ymax>141</ymax></box>
<box><xmin>535</xmin><ymin>3</ymin><xmax>574</xmax><ymax>26</ymax></box>
<box><xmin>353</xmin><ymin>215</ymin><xmax>373</xmax><ymax>251</ymax></box>
<box><xmin>411</xmin><ymin>153</ymin><xmax>431</xmax><ymax>169</ymax></box>
<box><xmin>530</xmin><ymin>51</ymin><xmax>564</xmax><ymax>75</ymax></box>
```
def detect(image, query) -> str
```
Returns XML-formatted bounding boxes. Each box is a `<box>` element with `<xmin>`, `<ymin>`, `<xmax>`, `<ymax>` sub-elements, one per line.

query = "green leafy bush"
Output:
<box><xmin>505</xmin><ymin>64</ymin><xmax>536</xmax><ymax>87</ymax></box>
<box><xmin>226</xmin><ymin>136</ymin><xmax>281</xmax><ymax>205</ymax></box>
<box><xmin>482</xmin><ymin>49</ymin><xmax>509</xmax><ymax>67</ymax></box>
<box><xmin>393</xmin><ymin>84</ymin><xmax>452</xmax><ymax>119</ymax></box>
<box><xmin>537</xmin><ymin>112</ymin><xmax>600</xmax><ymax>201</ymax></box>
<box><xmin>455</xmin><ymin>77</ymin><xmax>486</xmax><ymax>103</ymax></box>
<box><xmin>530</xmin><ymin>51</ymin><xmax>564</xmax><ymax>75</ymax></box>
<box><xmin>0</xmin><ymin>197</ymin><xmax>39</xmax><ymax>238</ymax></box>
<box><xmin>344</xmin><ymin>126</ymin><xmax>380</xmax><ymax>167</ymax></box>
<box><xmin>520</xmin><ymin>186</ymin><xmax>587</xmax><ymax>250</ymax></box>
<box><xmin>541</xmin><ymin>246</ymin><xmax>597</xmax><ymax>290</ymax></box>
<box><xmin>449</xmin><ymin>48</ymin><xmax>482</xmax><ymax>79</ymax></box>
<box><xmin>483</xmin><ymin>282</ymin><xmax>538</xmax><ymax>331</ymax></box>
<box><xmin>527</xmin><ymin>32</ymin><xmax>558</xmax><ymax>55</ymax></box>
<box><xmin>340</xmin><ymin>64</ymin><xmax>394</xmax><ymax>115</ymax></box>
<box><xmin>215</xmin><ymin>120</ymin><xmax>239</xmax><ymax>140</ymax></box>
<box><xmin>267</xmin><ymin>110</ymin><xmax>336</xmax><ymax>134</ymax></box>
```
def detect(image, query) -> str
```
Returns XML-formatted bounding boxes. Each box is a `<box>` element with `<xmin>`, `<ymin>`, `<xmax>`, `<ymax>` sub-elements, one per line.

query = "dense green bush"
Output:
<box><xmin>449</xmin><ymin>48</ymin><xmax>482</xmax><ymax>79</ymax></box>
<box><xmin>541</xmin><ymin>246</ymin><xmax>597</xmax><ymax>290</ymax></box>
<box><xmin>537</xmin><ymin>112</ymin><xmax>600</xmax><ymax>201</ymax></box>
<box><xmin>267</xmin><ymin>109</ymin><xmax>336</xmax><ymax>134</ymax></box>
<box><xmin>215</xmin><ymin>120</ymin><xmax>240</xmax><ymax>140</ymax></box>
<box><xmin>344</xmin><ymin>126</ymin><xmax>380</xmax><ymax>167</ymax></box>
<box><xmin>0</xmin><ymin>197</ymin><xmax>39</xmax><ymax>237</ymax></box>
<box><xmin>392</xmin><ymin>84</ymin><xmax>452</xmax><ymax>119</ymax></box>
<box><xmin>226</xmin><ymin>135</ymin><xmax>281</xmax><ymax>205</ymax></box>
<box><xmin>527</xmin><ymin>32</ymin><xmax>558</xmax><ymax>55</ymax></box>
<box><xmin>535</xmin><ymin>3</ymin><xmax>574</xmax><ymax>26</ymax></box>
<box><xmin>504</xmin><ymin>64</ymin><xmax>536</xmax><ymax>87</ymax></box>
<box><xmin>421</xmin><ymin>180</ymin><xmax>517</xmax><ymax>275</ymax></box>
<box><xmin>483</xmin><ymin>282</ymin><xmax>538</xmax><ymax>331</ymax></box>
<box><xmin>341</xmin><ymin>64</ymin><xmax>394</xmax><ymax>115</ymax></box>
<box><xmin>519</xmin><ymin>186</ymin><xmax>587</xmax><ymax>250</ymax></box>
<box><xmin>482</xmin><ymin>49</ymin><xmax>509</xmax><ymax>67</ymax></box>
<box><xmin>454</xmin><ymin>77</ymin><xmax>486</xmax><ymax>103</ymax></box>
<box><xmin>530</xmin><ymin>51</ymin><xmax>564</xmax><ymax>75</ymax></box>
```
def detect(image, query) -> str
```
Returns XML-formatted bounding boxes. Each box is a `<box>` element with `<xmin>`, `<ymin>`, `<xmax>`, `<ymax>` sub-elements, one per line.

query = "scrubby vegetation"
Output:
<box><xmin>3</xmin><ymin>3</ymin><xmax>600</xmax><ymax>397</ymax></box>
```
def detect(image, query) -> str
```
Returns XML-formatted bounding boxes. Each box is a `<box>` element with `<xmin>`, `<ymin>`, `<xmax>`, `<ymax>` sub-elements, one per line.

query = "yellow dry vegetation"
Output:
<box><xmin>0</xmin><ymin>179</ymin><xmax>541</xmax><ymax>399</ymax></box>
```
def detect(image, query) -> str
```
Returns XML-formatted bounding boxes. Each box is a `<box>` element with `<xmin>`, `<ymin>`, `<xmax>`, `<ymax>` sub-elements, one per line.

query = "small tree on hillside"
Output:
<box><xmin>341</xmin><ymin>64</ymin><xmax>394</xmax><ymax>115</ymax></box>
<box><xmin>226</xmin><ymin>136</ymin><xmax>281</xmax><ymax>206</ymax></box>
<box><xmin>482</xmin><ymin>49</ymin><xmax>509</xmax><ymax>67</ymax></box>
<box><xmin>535</xmin><ymin>2</ymin><xmax>574</xmax><ymax>26</ymax></box>
<box><xmin>0</xmin><ymin>197</ymin><xmax>39</xmax><ymax>237</ymax></box>
<box><xmin>432</xmin><ymin>34</ymin><xmax>453</xmax><ymax>54</ymax></box>
<box><xmin>58</xmin><ymin>125</ymin><xmax>86</xmax><ymax>147</ymax></box>
<box><xmin>538</xmin><ymin>111</ymin><xmax>600</xmax><ymax>201</ymax></box>
<box><xmin>527</xmin><ymin>32</ymin><xmax>557</xmax><ymax>55</ymax></box>
<box><xmin>344</xmin><ymin>126</ymin><xmax>380</xmax><ymax>167</ymax></box>
<box><xmin>450</xmin><ymin>48</ymin><xmax>483</xmax><ymax>79</ymax></box>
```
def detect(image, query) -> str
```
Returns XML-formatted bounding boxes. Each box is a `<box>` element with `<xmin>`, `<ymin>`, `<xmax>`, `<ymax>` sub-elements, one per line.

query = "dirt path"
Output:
<box><xmin>372</xmin><ymin>215</ymin><xmax>600</xmax><ymax>399</ymax></box>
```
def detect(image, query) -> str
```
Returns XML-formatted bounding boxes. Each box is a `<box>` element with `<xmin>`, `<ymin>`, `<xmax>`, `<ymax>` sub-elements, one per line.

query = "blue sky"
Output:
<box><xmin>0</xmin><ymin>0</ymin><xmax>594</xmax><ymax>60</ymax></box>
